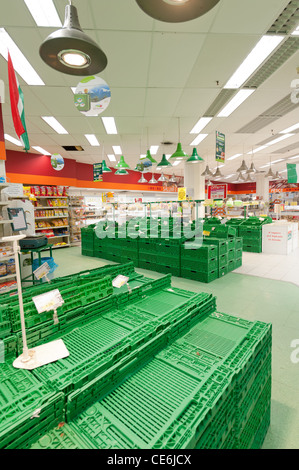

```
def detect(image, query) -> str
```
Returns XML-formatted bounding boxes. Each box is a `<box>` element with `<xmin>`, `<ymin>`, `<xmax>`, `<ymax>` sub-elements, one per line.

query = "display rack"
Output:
<box><xmin>69</xmin><ymin>196</ymin><xmax>85</xmax><ymax>246</ymax></box>
<box><xmin>32</xmin><ymin>186</ymin><xmax>70</xmax><ymax>249</ymax></box>
<box><xmin>0</xmin><ymin>184</ymin><xmax>17</xmax><ymax>293</ymax></box>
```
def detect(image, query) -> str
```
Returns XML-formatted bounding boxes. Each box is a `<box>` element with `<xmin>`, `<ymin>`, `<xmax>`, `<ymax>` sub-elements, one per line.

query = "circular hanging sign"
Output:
<box><xmin>51</xmin><ymin>154</ymin><xmax>64</xmax><ymax>171</ymax></box>
<box><xmin>74</xmin><ymin>75</ymin><xmax>111</xmax><ymax>116</ymax></box>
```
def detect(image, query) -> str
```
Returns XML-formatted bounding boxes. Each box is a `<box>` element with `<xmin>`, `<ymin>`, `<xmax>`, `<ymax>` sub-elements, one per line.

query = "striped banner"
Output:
<box><xmin>287</xmin><ymin>163</ymin><xmax>299</xmax><ymax>184</ymax></box>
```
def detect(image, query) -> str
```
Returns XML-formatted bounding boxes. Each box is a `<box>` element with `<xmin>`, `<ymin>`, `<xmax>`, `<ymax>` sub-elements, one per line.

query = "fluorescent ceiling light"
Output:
<box><xmin>113</xmin><ymin>146</ymin><xmax>122</xmax><ymax>155</ymax></box>
<box><xmin>172</xmin><ymin>160</ymin><xmax>181</xmax><ymax>166</ymax></box>
<box><xmin>24</xmin><ymin>0</ymin><xmax>62</xmax><ymax>27</ymax></box>
<box><xmin>32</xmin><ymin>145</ymin><xmax>51</xmax><ymax>155</ymax></box>
<box><xmin>271</xmin><ymin>159</ymin><xmax>284</xmax><ymax>164</ymax></box>
<box><xmin>280</xmin><ymin>122</ymin><xmax>299</xmax><ymax>134</ymax></box>
<box><xmin>259</xmin><ymin>164</ymin><xmax>270</xmax><ymax>169</ymax></box>
<box><xmin>291</xmin><ymin>26</ymin><xmax>299</xmax><ymax>36</ymax></box>
<box><xmin>248</xmin><ymin>145</ymin><xmax>269</xmax><ymax>154</ymax></box>
<box><xmin>218</xmin><ymin>89</ymin><xmax>255</xmax><ymax>117</ymax></box>
<box><xmin>0</xmin><ymin>28</ymin><xmax>44</xmax><ymax>86</ymax></box>
<box><xmin>42</xmin><ymin>116</ymin><xmax>68</xmax><ymax>134</ymax></box>
<box><xmin>289</xmin><ymin>155</ymin><xmax>299</xmax><ymax>160</ymax></box>
<box><xmin>85</xmin><ymin>134</ymin><xmax>100</xmax><ymax>146</ymax></box>
<box><xmin>224</xmin><ymin>35</ymin><xmax>284</xmax><ymax>89</ymax></box>
<box><xmin>166</xmin><ymin>155</ymin><xmax>171</xmax><ymax>160</ymax></box>
<box><xmin>102</xmin><ymin>117</ymin><xmax>118</xmax><ymax>134</ymax></box>
<box><xmin>150</xmin><ymin>145</ymin><xmax>159</xmax><ymax>155</ymax></box>
<box><xmin>190</xmin><ymin>134</ymin><xmax>208</xmax><ymax>146</ymax></box>
<box><xmin>4</xmin><ymin>134</ymin><xmax>22</xmax><ymax>146</ymax></box>
<box><xmin>107</xmin><ymin>154</ymin><xmax>116</xmax><ymax>162</ymax></box>
<box><xmin>224</xmin><ymin>174</ymin><xmax>235</xmax><ymax>179</ymax></box>
<box><xmin>70</xmin><ymin>87</ymin><xmax>77</xmax><ymax>94</ymax></box>
<box><xmin>190</xmin><ymin>117</ymin><xmax>212</xmax><ymax>134</ymax></box>
<box><xmin>227</xmin><ymin>153</ymin><xmax>242</xmax><ymax>161</ymax></box>
<box><xmin>140</xmin><ymin>154</ymin><xmax>146</xmax><ymax>158</ymax></box>
<box><xmin>266</xmin><ymin>133</ymin><xmax>294</xmax><ymax>147</ymax></box>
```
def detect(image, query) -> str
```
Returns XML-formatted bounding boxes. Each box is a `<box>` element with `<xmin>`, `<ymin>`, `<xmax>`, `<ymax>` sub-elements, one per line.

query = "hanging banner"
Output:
<box><xmin>51</xmin><ymin>154</ymin><xmax>64</xmax><ymax>171</ymax></box>
<box><xmin>93</xmin><ymin>163</ymin><xmax>103</xmax><ymax>182</ymax></box>
<box><xmin>178</xmin><ymin>187</ymin><xmax>187</xmax><ymax>201</ymax></box>
<box><xmin>208</xmin><ymin>184</ymin><xmax>227</xmax><ymax>200</ymax></box>
<box><xmin>74</xmin><ymin>76</ymin><xmax>111</xmax><ymax>117</ymax></box>
<box><xmin>215</xmin><ymin>131</ymin><xmax>225</xmax><ymax>163</ymax></box>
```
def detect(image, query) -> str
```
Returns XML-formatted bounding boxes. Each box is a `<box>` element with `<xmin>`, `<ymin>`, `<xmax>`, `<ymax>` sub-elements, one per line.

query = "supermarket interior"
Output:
<box><xmin>0</xmin><ymin>0</ymin><xmax>299</xmax><ymax>453</ymax></box>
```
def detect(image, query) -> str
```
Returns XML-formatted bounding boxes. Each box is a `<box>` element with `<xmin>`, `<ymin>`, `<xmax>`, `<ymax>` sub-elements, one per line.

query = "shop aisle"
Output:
<box><xmin>52</xmin><ymin>246</ymin><xmax>299</xmax><ymax>450</ymax></box>
<box><xmin>233</xmin><ymin>247</ymin><xmax>299</xmax><ymax>287</ymax></box>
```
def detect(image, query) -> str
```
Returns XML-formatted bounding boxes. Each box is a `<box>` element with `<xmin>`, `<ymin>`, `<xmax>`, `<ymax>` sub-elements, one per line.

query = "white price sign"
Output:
<box><xmin>33</xmin><ymin>289</ymin><xmax>64</xmax><ymax>314</ymax></box>
<box><xmin>33</xmin><ymin>262</ymin><xmax>50</xmax><ymax>281</ymax></box>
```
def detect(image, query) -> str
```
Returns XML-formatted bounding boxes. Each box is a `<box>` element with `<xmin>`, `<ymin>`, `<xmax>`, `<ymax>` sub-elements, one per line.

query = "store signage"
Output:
<box><xmin>33</xmin><ymin>262</ymin><xmax>50</xmax><ymax>281</ymax></box>
<box><xmin>51</xmin><ymin>154</ymin><xmax>64</xmax><ymax>171</ymax></box>
<box><xmin>93</xmin><ymin>163</ymin><xmax>103</xmax><ymax>182</ymax></box>
<box><xmin>208</xmin><ymin>184</ymin><xmax>227</xmax><ymax>200</ymax></box>
<box><xmin>215</xmin><ymin>131</ymin><xmax>225</xmax><ymax>163</ymax></box>
<box><xmin>178</xmin><ymin>187</ymin><xmax>187</xmax><ymax>201</ymax></box>
<box><xmin>74</xmin><ymin>76</ymin><xmax>111</xmax><ymax>117</ymax></box>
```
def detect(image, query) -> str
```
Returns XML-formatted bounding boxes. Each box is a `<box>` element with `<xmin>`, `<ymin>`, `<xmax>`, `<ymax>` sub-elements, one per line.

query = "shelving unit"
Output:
<box><xmin>31</xmin><ymin>187</ymin><xmax>70</xmax><ymax>249</ymax></box>
<box><xmin>0</xmin><ymin>184</ymin><xmax>17</xmax><ymax>294</ymax></box>
<box><xmin>69</xmin><ymin>196</ymin><xmax>85</xmax><ymax>246</ymax></box>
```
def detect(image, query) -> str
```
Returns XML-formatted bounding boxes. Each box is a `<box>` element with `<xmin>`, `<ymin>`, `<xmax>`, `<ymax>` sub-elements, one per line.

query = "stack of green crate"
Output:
<box><xmin>203</xmin><ymin>237</ymin><xmax>228</xmax><ymax>277</ymax></box>
<box><xmin>138</xmin><ymin>237</ymin><xmax>157</xmax><ymax>271</ymax></box>
<box><xmin>238</xmin><ymin>217</ymin><xmax>272</xmax><ymax>253</ymax></box>
<box><xmin>81</xmin><ymin>224</ymin><xmax>96</xmax><ymax>257</ymax></box>
<box><xmin>181</xmin><ymin>241</ymin><xmax>219</xmax><ymax>283</ymax></box>
<box><xmin>155</xmin><ymin>238</ymin><xmax>182</xmax><ymax>277</ymax></box>
<box><xmin>234</xmin><ymin>236</ymin><xmax>243</xmax><ymax>269</ymax></box>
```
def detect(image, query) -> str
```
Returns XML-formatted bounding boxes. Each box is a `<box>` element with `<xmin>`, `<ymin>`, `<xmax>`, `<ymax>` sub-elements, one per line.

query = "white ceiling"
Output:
<box><xmin>0</xmin><ymin>0</ymin><xmax>299</xmax><ymax>180</ymax></box>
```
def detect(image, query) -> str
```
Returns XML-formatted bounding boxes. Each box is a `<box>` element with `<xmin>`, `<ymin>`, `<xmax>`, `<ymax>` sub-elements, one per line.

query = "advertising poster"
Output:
<box><xmin>208</xmin><ymin>184</ymin><xmax>227</xmax><ymax>200</ymax></box>
<box><xmin>93</xmin><ymin>163</ymin><xmax>103</xmax><ymax>182</ymax></box>
<box><xmin>216</xmin><ymin>131</ymin><xmax>225</xmax><ymax>163</ymax></box>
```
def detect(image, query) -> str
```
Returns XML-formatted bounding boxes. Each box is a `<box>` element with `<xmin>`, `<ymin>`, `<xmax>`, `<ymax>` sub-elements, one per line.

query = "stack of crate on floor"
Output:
<box><xmin>181</xmin><ymin>241</ymin><xmax>219</xmax><ymax>283</ymax></box>
<box><xmin>237</xmin><ymin>217</ymin><xmax>272</xmax><ymax>253</ymax></box>
<box><xmin>155</xmin><ymin>238</ymin><xmax>182</xmax><ymax>277</ymax></box>
<box><xmin>81</xmin><ymin>224</ymin><xmax>96</xmax><ymax>257</ymax></box>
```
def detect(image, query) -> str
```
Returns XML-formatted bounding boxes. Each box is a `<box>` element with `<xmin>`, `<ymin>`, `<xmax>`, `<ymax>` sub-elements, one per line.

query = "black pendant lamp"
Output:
<box><xmin>39</xmin><ymin>1</ymin><xmax>107</xmax><ymax>76</ymax></box>
<box><xmin>136</xmin><ymin>0</ymin><xmax>220</xmax><ymax>23</ymax></box>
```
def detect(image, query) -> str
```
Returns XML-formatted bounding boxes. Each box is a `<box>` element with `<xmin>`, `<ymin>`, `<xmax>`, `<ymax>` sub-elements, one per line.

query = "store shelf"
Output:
<box><xmin>35</xmin><ymin>196</ymin><xmax>68</xmax><ymax>198</ymax></box>
<box><xmin>35</xmin><ymin>206</ymin><xmax>69</xmax><ymax>209</ymax></box>
<box><xmin>36</xmin><ymin>225</ymin><xmax>69</xmax><ymax>231</ymax></box>
<box><xmin>35</xmin><ymin>216</ymin><xmax>69</xmax><ymax>219</ymax></box>
<box><xmin>0</xmin><ymin>220</ymin><xmax>12</xmax><ymax>224</ymax></box>
<box><xmin>0</xmin><ymin>273</ymin><xmax>17</xmax><ymax>281</ymax></box>
<box><xmin>0</xmin><ymin>254</ymin><xmax>15</xmax><ymax>261</ymax></box>
<box><xmin>0</xmin><ymin>183</ymin><xmax>9</xmax><ymax>189</ymax></box>
<box><xmin>52</xmin><ymin>244</ymin><xmax>70</xmax><ymax>249</ymax></box>
<box><xmin>0</xmin><ymin>202</ymin><xmax>9</xmax><ymax>206</ymax></box>
<box><xmin>48</xmin><ymin>234</ymin><xmax>70</xmax><ymax>238</ymax></box>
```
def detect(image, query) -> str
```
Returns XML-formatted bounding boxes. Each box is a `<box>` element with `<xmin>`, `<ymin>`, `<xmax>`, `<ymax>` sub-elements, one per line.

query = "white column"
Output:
<box><xmin>256</xmin><ymin>174</ymin><xmax>269</xmax><ymax>202</ymax></box>
<box><xmin>184</xmin><ymin>162</ymin><xmax>205</xmax><ymax>217</ymax></box>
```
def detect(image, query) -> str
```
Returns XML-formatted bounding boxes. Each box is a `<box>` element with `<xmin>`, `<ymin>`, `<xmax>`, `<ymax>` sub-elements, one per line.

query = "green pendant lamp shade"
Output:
<box><xmin>115</xmin><ymin>168</ymin><xmax>129</xmax><ymax>176</ymax></box>
<box><xmin>186</xmin><ymin>148</ymin><xmax>204</xmax><ymax>164</ymax></box>
<box><xmin>101</xmin><ymin>160</ymin><xmax>112</xmax><ymax>173</ymax></box>
<box><xmin>157</xmin><ymin>154</ymin><xmax>172</xmax><ymax>169</ymax></box>
<box><xmin>115</xmin><ymin>155</ymin><xmax>130</xmax><ymax>169</ymax></box>
<box><xmin>170</xmin><ymin>142</ymin><xmax>188</xmax><ymax>160</ymax></box>
<box><xmin>142</xmin><ymin>149</ymin><xmax>157</xmax><ymax>164</ymax></box>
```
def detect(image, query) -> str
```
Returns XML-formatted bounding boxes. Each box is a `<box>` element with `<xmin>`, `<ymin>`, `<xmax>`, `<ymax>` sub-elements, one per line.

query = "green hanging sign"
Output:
<box><xmin>216</xmin><ymin>131</ymin><xmax>225</xmax><ymax>163</ymax></box>
<box><xmin>93</xmin><ymin>163</ymin><xmax>103</xmax><ymax>182</ymax></box>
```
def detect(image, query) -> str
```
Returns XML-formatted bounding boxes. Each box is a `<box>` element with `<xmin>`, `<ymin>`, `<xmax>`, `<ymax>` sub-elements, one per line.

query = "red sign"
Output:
<box><xmin>208</xmin><ymin>184</ymin><xmax>227</xmax><ymax>199</ymax></box>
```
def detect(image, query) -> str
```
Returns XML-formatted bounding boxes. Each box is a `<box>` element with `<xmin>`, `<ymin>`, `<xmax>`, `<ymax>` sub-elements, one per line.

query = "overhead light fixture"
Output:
<box><xmin>115</xmin><ymin>169</ymin><xmax>129</xmax><ymax>176</ymax></box>
<box><xmin>115</xmin><ymin>155</ymin><xmax>130</xmax><ymax>169</ymax></box>
<box><xmin>39</xmin><ymin>2</ymin><xmax>107</xmax><ymax>76</ymax></box>
<box><xmin>102</xmin><ymin>160</ymin><xmax>112</xmax><ymax>173</ymax></box>
<box><xmin>170</xmin><ymin>118</ymin><xmax>188</xmax><ymax>160</ymax></box>
<box><xmin>32</xmin><ymin>146</ymin><xmax>51</xmax><ymax>155</ymax></box>
<box><xmin>107</xmin><ymin>154</ymin><xmax>116</xmax><ymax>162</ymax></box>
<box><xmin>273</xmin><ymin>171</ymin><xmax>282</xmax><ymax>180</ymax></box>
<box><xmin>4</xmin><ymin>134</ymin><xmax>22</xmax><ymax>147</ymax></box>
<box><xmin>102</xmin><ymin>117</ymin><xmax>118</xmax><ymax>135</ymax></box>
<box><xmin>233</xmin><ymin>172</ymin><xmax>246</xmax><ymax>183</ymax></box>
<box><xmin>265</xmin><ymin>167</ymin><xmax>276</xmax><ymax>179</ymax></box>
<box><xmin>24</xmin><ymin>0</ymin><xmax>62</xmax><ymax>27</ymax></box>
<box><xmin>135</xmin><ymin>0</ymin><xmax>220</xmax><ymax>23</ymax></box>
<box><xmin>291</xmin><ymin>26</ymin><xmax>299</xmax><ymax>36</ymax></box>
<box><xmin>157</xmin><ymin>154</ymin><xmax>172</xmax><ymax>169</ymax></box>
<box><xmin>227</xmin><ymin>153</ymin><xmax>242</xmax><ymax>161</ymax></box>
<box><xmin>246</xmin><ymin>162</ymin><xmax>257</xmax><ymax>174</ymax></box>
<box><xmin>213</xmin><ymin>167</ymin><xmax>224</xmax><ymax>178</ymax></box>
<box><xmin>224</xmin><ymin>35</ymin><xmax>284</xmax><ymax>89</ymax></box>
<box><xmin>279</xmin><ymin>122</ymin><xmax>299</xmax><ymax>134</ymax></box>
<box><xmin>138</xmin><ymin>173</ymin><xmax>148</xmax><ymax>183</ymax></box>
<box><xmin>158</xmin><ymin>172</ymin><xmax>167</xmax><ymax>182</ymax></box>
<box><xmin>201</xmin><ymin>165</ymin><xmax>213</xmax><ymax>177</ymax></box>
<box><xmin>143</xmin><ymin>149</ymin><xmax>157</xmax><ymax>164</ymax></box>
<box><xmin>245</xmin><ymin>173</ymin><xmax>254</xmax><ymax>182</ymax></box>
<box><xmin>289</xmin><ymin>155</ymin><xmax>299</xmax><ymax>160</ymax></box>
<box><xmin>237</xmin><ymin>160</ymin><xmax>248</xmax><ymax>173</ymax></box>
<box><xmin>218</xmin><ymin>89</ymin><xmax>255</xmax><ymax>117</ymax></box>
<box><xmin>248</xmin><ymin>145</ymin><xmax>269</xmax><ymax>155</ymax></box>
<box><xmin>190</xmin><ymin>134</ymin><xmax>208</xmax><ymax>146</ymax></box>
<box><xmin>266</xmin><ymin>134</ymin><xmax>294</xmax><ymax>147</ymax></box>
<box><xmin>190</xmin><ymin>117</ymin><xmax>212</xmax><ymax>134</ymax></box>
<box><xmin>169</xmin><ymin>174</ymin><xmax>177</xmax><ymax>183</ymax></box>
<box><xmin>172</xmin><ymin>160</ymin><xmax>181</xmax><ymax>166</ymax></box>
<box><xmin>42</xmin><ymin>116</ymin><xmax>68</xmax><ymax>134</ymax></box>
<box><xmin>186</xmin><ymin>147</ymin><xmax>204</xmax><ymax>163</ymax></box>
<box><xmin>271</xmin><ymin>159</ymin><xmax>284</xmax><ymax>164</ymax></box>
<box><xmin>149</xmin><ymin>174</ymin><xmax>158</xmax><ymax>184</ymax></box>
<box><xmin>150</xmin><ymin>145</ymin><xmax>159</xmax><ymax>155</ymax></box>
<box><xmin>85</xmin><ymin>134</ymin><xmax>100</xmax><ymax>146</ymax></box>
<box><xmin>0</xmin><ymin>28</ymin><xmax>44</xmax><ymax>85</ymax></box>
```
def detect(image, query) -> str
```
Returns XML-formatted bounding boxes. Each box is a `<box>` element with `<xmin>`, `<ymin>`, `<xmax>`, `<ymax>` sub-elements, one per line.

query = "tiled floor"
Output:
<box><xmin>52</xmin><ymin>246</ymin><xmax>299</xmax><ymax>449</ymax></box>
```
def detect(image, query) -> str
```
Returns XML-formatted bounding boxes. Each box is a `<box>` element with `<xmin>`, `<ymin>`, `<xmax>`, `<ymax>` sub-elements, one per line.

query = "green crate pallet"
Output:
<box><xmin>243</xmin><ymin>243</ymin><xmax>262</xmax><ymax>253</ymax></box>
<box><xmin>181</xmin><ymin>243</ymin><xmax>218</xmax><ymax>260</ymax></box>
<box><xmin>228</xmin><ymin>249</ymin><xmax>235</xmax><ymax>261</ymax></box>
<box><xmin>156</xmin><ymin>252</ymin><xmax>179</xmax><ymax>268</ymax></box>
<box><xmin>138</xmin><ymin>259</ymin><xmax>157</xmax><ymax>271</ymax></box>
<box><xmin>219</xmin><ymin>264</ymin><xmax>228</xmax><ymax>277</ymax></box>
<box><xmin>181</xmin><ymin>267</ymin><xmax>218</xmax><ymax>283</ymax></box>
<box><xmin>155</xmin><ymin>264</ymin><xmax>181</xmax><ymax>277</ymax></box>
<box><xmin>181</xmin><ymin>257</ymin><xmax>218</xmax><ymax>272</ymax></box>
<box><xmin>203</xmin><ymin>238</ymin><xmax>228</xmax><ymax>255</ymax></box>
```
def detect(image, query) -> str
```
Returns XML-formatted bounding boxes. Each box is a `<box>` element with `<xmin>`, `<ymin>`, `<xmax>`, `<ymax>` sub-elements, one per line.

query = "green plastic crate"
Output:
<box><xmin>181</xmin><ymin>257</ymin><xmax>218</xmax><ymax>272</ymax></box>
<box><xmin>228</xmin><ymin>249</ymin><xmax>235</xmax><ymax>261</ymax></box>
<box><xmin>219</xmin><ymin>264</ymin><xmax>228</xmax><ymax>277</ymax></box>
<box><xmin>203</xmin><ymin>238</ymin><xmax>228</xmax><ymax>256</ymax></box>
<box><xmin>181</xmin><ymin>267</ymin><xmax>218</xmax><ymax>283</ymax></box>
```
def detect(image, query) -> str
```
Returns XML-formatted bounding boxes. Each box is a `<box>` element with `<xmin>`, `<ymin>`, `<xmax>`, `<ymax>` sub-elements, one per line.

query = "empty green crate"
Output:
<box><xmin>138</xmin><ymin>259</ymin><xmax>157</xmax><ymax>271</ymax></box>
<box><xmin>203</xmin><ymin>238</ymin><xmax>228</xmax><ymax>256</ymax></box>
<box><xmin>228</xmin><ymin>259</ymin><xmax>235</xmax><ymax>272</ymax></box>
<box><xmin>219</xmin><ymin>264</ymin><xmax>228</xmax><ymax>277</ymax></box>
<box><xmin>228</xmin><ymin>249</ymin><xmax>235</xmax><ymax>261</ymax></box>
<box><xmin>181</xmin><ymin>243</ymin><xmax>218</xmax><ymax>260</ymax></box>
<box><xmin>155</xmin><ymin>264</ymin><xmax>181</xmax><ymax>277</ymax></box>
<box><xmin>218</xmin><ymin>253</ymin><xmax>228</xmax><ymax>266</ymax></box>
<box><xmin>235</xmin><ymin>248</ymin><xmax>242</xmax><ymax>259</ymax></box>
<box><xmin>81</xmin><ymin>249</ymin><xmax>94</xmax><ymax>257</ymax></box>
<box><xmin>234</xmin><ymin>257</ymin><xmax>242</xmax><ymax>269</ymax></box>
<box><xmin>157</xmin><ymin>253</ymin><xmax>179</xmax><ymax>268</ymax></box>
<box><xmin>243</xmin><ymin>243</ymin><xmax>262</xmax><ymax>253</ymax></box>
<box><xmin>181</xmin><ymin>257</ymin><xmax>218</xmax><ymax>272</ymax></box>
<box><xmin>235</xmin><ymin>237</ymin><xmax>243</xmax><ymax>250</ymax></box>
<box><xmin>180</xmin><ymin>267</ymin><xmax>218</xmax><ymax>283</ymax></box>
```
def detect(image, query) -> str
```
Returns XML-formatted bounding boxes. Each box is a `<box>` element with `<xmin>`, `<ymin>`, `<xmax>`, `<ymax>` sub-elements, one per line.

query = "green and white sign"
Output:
<box><xmin>287</xmin><ymin>163</ymin><xmax>299</xmax><ymax>183</ymax></box>
<box><xmin>51</xmin><ymin>154</ymin><xmax>64</xmax><ymax>171</ymax></box>
<box><xmin>93</xmin><ymin>163</ymin><xmax>103</xmax><ymax>182</ymax></box>
<box><xmin>216</xmin><ymin>131</ymin><xmax>225</xmax><ymax>163</ymax></box>
<box><xmin>74</xmin><ymin>76</ymin><xmax>111</xmax><ymax>117</ymax></box>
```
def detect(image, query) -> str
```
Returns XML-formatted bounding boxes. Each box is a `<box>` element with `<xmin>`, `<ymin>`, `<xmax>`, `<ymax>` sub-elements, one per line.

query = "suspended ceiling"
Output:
<box><xmin>0</xmin><ymin>0</ymin><xmax>299</xmax><ymax>181</ymax></box>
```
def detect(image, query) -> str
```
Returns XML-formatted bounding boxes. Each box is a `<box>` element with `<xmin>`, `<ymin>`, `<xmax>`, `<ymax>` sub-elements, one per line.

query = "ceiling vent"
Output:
<box><xmin>62</xmin><ymin>145</ymin><xmax>84</xmax><ymax>151</ymax></box>
<box><xmin>267</xmin><ymin>0</ymin><xmax>299</xmax><ymax>35</ymax></box>
<box><xmin>203</xmin><ymin>89</ymin><xmax>236</xmax><ymax>117</ymax></box>
<box><xmin>236</xmin><ymin>94</ymin><xmax>299</xmax><ymax>133</ymax></box>
<box><xmin>245</xmin><ymin>37</ymin><xmax>299</xmax><ymax>88</ymax></box>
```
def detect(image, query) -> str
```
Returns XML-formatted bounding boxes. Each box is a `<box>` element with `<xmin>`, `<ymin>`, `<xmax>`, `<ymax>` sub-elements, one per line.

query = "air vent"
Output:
<box><xmin>267</xmin><ymin>0</ymin><xmax>299</xmax><ymax>35</ymax></box>
<box><xmin>161</xmin><ymin>141</ymin><xmax>174</xmax><ymax>146</ymax></box>
<box><xmin>203</xmin><ymin>89</ymin><xmax>236</xmax><ymax>117</ymax></box>
<box><xmin>272</xmin><ymin>141</ymin><xmax>299</xmax><ymax>154</ymax></box>
<box><xmin>237</xmin><ymin>94</ymin><xmax>299</xmax><ymax>133</ymax></box>
<box><xmin>62</xmin><ymin>145</ymin><xmax>84</xmax><ymax>151</ymax></box>
<box><xmin>245</xmin><ymin>37</ymin><xmax>299</xmax><ymax>88</ymax></box>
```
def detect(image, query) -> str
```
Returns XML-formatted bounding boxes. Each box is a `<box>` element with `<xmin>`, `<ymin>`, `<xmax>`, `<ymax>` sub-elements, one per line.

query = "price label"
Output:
<box><xmin>112</xmin><ymin>275</ymin><xmax>129</xmax><ymax>288</ymax></box>
<box><xmin>33</xmin><ymin>262</ymin><xmax>50</xmax><ymax>281</ymax></box>
<box><xmin>32</xmin><ymin>289</ymin><xmax>64</xmax><ymax>314</ymax></box>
